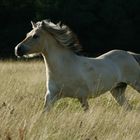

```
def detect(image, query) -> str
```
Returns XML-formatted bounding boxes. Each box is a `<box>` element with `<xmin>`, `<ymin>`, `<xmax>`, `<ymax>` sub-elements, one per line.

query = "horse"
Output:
<box><xmin>15</xmin><ymin>19</ymin><xmax>140</xmax><ymax>111</ymax></box>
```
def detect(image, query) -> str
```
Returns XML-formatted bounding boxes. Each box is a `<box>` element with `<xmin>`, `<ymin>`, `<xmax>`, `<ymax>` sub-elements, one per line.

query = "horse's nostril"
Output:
<box><xmin>15</xmin><ymin>47</ymin><xmax>23</xmax><ymax>56</ymax></box>
<box><xmin>15</xmin><ymin>45</ymin><xmax>28</xmax><ymax>57</ymax></box>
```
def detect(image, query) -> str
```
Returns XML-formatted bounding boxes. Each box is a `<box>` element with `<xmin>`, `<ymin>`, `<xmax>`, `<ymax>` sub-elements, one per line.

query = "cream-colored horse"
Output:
<box><xmin>15</xmin><ymin>20</ymin><xmax>140</xmax><ymax>111</ymax></box>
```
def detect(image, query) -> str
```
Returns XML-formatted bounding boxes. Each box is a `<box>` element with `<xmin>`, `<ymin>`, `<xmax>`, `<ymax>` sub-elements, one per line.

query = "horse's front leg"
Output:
<box><xmin>44</xmin><ymin>79</ymin><xmax>60</xmax><ymax>112</ymax></box>
<box><xmin>44</xmin><ymin>91</ymin><xmax>58</xmax><ymax>112</ymax></box>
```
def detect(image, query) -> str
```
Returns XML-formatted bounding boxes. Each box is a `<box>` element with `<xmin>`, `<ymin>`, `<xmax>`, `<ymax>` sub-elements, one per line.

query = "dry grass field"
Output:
<box><xmin>0</xmin><ymin>60</ymin><xmax>140</xmax><ymax>140</ymax></box>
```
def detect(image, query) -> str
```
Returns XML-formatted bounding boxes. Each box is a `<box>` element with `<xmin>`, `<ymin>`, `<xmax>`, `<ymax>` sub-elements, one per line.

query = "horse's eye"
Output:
<box><xmin>33</xmin><ymin>34</ymin><xmax>39</xmax><ymax>39</ymax></box>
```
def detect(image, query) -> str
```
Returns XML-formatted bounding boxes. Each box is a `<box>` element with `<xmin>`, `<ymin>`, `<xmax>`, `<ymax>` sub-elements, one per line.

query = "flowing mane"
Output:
<box><xmin>36</xmin><ymin>20</ymin><xmax>82</xmax><ymax>52</ymax></box>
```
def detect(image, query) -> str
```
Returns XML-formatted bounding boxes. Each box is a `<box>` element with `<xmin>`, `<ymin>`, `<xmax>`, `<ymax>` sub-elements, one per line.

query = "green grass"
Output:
<box><xmin>0</xmin><ymin>60</ymin><xmax>140</xmax><ymax>140</ymax></box>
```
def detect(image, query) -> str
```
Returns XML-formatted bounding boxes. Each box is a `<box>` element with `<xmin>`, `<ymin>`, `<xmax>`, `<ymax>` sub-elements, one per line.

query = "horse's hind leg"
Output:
<box><xmin>79</xmin><ymin>98</ymin><xmax>89</xmax><ymax>111</ymax></box>
<box><xmin>110</xmin><ymin>83</ymin><xmax>132</xmax><ymax>110</ymax></box>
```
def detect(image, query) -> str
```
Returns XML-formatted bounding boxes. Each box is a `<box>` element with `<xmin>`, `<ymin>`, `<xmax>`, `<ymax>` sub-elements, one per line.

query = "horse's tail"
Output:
<box><xmin>128</xmin><ymin>51</ymin><xmax>140</xmax><ymax>65</ymax></box>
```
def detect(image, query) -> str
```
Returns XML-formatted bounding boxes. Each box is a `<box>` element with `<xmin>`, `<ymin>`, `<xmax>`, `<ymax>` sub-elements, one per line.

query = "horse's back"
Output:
<box><xmin>97</xmin><ymin>50</ymin><xmax>130</xmax><ymax>60</ymax></box>
<box><xmin>97</xmin><ymin>50</ymin><xmax>137</xmax><ymax>65</ymax></box>
<box><xmin>98</xmin><ymin>50</ymin><xmax>140</xmax><ymax>83</ymax></box>
<box><xmin>127</xmin><ymin>51</ymin><xmax>140</xmax><ymax>66</ymax></box>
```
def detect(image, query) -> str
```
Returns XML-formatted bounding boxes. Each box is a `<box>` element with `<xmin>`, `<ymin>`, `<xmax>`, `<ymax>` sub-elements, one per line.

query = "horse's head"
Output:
<box><xmin>15</xmin><ymin>20</ymin><xmax>82</xmax><ymax>58</ymax></box>
<box><xmin>15</xmin><ymin>21</ymin><xmax>48</xmax><ymax>57</ymax></box>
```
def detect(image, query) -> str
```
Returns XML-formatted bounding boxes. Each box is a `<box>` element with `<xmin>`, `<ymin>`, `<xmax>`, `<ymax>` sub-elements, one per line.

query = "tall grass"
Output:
<box><xmin>0</xmin><ymin>60</ymin><xmax>140</xmax><ymax>140</ymax></box>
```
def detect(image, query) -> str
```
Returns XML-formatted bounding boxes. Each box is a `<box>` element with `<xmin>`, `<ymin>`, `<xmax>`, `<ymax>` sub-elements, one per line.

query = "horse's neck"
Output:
<box><xmin>42</xmin><ymin>47</ymin><xmax>78</xmax><ymax>78</ymax></box>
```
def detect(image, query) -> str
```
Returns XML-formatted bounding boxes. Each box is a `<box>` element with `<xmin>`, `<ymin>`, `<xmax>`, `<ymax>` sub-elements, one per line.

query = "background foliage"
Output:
<box><xmin>1</xmin><ymin>0</ymin><xmax>140</xmax><ymax>58</ymax></box>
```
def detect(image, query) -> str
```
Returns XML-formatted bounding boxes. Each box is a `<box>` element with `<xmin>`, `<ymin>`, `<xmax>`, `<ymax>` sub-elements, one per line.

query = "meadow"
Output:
<box><xmin>0</xmin><ymin>60</ymin><xmax>140</xmax><ymax>140</ymax></box>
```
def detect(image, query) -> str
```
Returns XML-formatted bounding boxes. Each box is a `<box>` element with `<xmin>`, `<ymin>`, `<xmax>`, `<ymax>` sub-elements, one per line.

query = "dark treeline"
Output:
<box><xmin>1</xmin><ymin>0</ymin><xmax>140</xmax><ymax>58</ymax></box>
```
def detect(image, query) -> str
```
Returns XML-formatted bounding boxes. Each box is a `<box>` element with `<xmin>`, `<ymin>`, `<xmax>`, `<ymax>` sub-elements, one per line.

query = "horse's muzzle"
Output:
<box><xmin>15</xmin><ymin>45</ymin><xmax>29</xmax><ymax>57</ymax></box>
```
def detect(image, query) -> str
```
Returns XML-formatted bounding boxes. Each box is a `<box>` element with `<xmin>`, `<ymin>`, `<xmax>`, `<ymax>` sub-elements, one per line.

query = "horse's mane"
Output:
<box><xmin>36</xmin><ymin>20</ymin><xmax>82</xmax><ymax>52</ymax></box>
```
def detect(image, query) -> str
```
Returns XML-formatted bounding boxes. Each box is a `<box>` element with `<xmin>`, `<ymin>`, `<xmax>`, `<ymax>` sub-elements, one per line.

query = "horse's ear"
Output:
<box><xmin>41</xmin><ymin>21</ymin><xmax>45</xmax><ymax>28</ymax></box>
<box><xmin>57</xmin><ymin>21</ymin><xmax>62</xmax><ymax>27</ymax></box>
<box><xmin>41</xmin><ymin>21</ymin><xmax>46</xmax><ymax>30</ymax></box>
<box><xmin>31</xmin><ymin>21</ymin><xmax>37</xmax><ymax>28</ymax></box>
